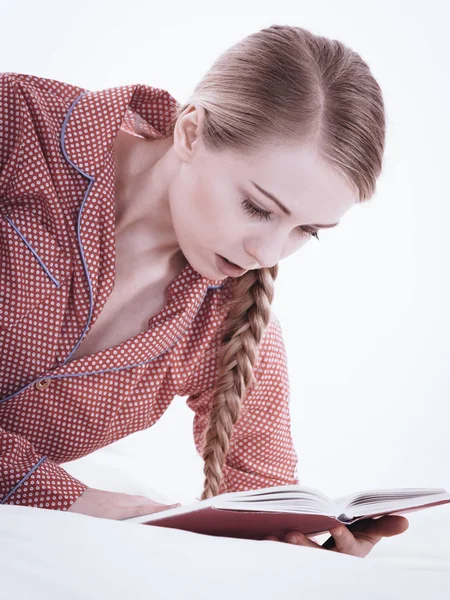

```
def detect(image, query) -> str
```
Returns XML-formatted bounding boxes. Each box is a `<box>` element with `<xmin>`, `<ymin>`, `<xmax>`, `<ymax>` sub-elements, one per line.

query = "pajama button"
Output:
<box><xmin>35</xmin><ymin>378</ymin><xmax>51</xmax><ymax>390</ymax></box>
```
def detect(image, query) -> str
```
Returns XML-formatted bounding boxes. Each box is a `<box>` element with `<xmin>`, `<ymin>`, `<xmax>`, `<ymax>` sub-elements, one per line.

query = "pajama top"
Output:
<box><xmin>0</xmin><ymin>72</ymin><xmax>300</xmax><ymax>511</ymax></box>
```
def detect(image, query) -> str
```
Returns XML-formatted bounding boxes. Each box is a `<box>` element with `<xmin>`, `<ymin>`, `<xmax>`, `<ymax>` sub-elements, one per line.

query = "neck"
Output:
<box><xmin>113</xmin><ymin>131</ymin><xmax>179</xmax><ymax>254</ymax></box>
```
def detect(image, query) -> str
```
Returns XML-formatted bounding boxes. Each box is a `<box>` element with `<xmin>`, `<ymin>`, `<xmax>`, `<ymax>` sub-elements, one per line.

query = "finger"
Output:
<box><xmin>328</xmin><ymin>526</ymin><xmax>359</xmax><ymax>554</ymax></box>
<box><xmin>263</xmin><ymin>535</ymin><xmax>280</xmax><ymax>541</ymax></box>
<box><xmin>348</xmin><ymin>515</ymin><xmax>409</xmax><ymax>540</ymax></box>
<box><xmin>372</xmin><ymin>515</ymin><xmax>409</xmax><ymax>536</ymax></box>
<box><xmin>284</xmin><ymin>532</ymin><xmax>323</xmax><ymax>549</ymax></box>
<box><xmin>150</xmin><ymin>503</ymin><xmax>181</xmax><ymax>514</ymax></box>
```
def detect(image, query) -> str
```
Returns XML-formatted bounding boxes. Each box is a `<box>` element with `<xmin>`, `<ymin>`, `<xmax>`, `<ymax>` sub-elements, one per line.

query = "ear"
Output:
<box><xmin>173</xmin><ymin>104</ymin><xmax>207</xmax><ymax>158</ymax></box>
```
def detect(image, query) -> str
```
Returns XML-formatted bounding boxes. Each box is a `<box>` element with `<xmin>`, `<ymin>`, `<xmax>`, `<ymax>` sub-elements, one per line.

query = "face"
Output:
<box><xmin>168</xmin><ymin>105</ymin><xmax>358</xmax><ymax>279</ymax></box>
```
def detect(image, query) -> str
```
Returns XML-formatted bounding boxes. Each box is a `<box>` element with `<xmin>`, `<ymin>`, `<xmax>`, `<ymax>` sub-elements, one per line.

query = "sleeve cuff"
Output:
<box><xmin>1</xmin><ymin>456</ymin><xmax>88</xmax><ymax>511</ymax></box>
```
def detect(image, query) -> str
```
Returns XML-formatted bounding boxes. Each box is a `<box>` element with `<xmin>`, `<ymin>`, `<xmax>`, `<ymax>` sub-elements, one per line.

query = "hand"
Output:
<box><xmin>67</xmin><ymin>487</ymin><xmax>181</xmax><ymax>520</ymax></box>
<box><xmin>263</xmin><ymin>515</ymin><xmax>409</xmax><ymax>558</ymax></box>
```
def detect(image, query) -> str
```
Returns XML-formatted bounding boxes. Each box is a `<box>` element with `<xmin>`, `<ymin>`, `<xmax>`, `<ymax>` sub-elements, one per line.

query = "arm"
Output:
<box><xmin>185</xmin><ymin>313</ymin><xmax>300</xmax><ymax>495</ymax></box>
<box><xmin>0</xmin><ymin>426</ymin><xmax>88</xmax><ymax>510</ymax></box>
<box><xmin>0</xmin><ymin>72</ymin><xmax>21</xmax><ymax>199</ymax></box>
<box><xmin>0</xmin><ymin>73</ymin><xmax>88</xmax><ymax>510</ymax></box>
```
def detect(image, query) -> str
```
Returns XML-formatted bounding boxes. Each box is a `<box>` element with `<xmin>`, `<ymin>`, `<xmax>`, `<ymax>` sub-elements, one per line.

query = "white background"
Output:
<box><xmin>2</xmin><ymin>1</ymin><xmax>449</xmax><ymax>509</ymax></box>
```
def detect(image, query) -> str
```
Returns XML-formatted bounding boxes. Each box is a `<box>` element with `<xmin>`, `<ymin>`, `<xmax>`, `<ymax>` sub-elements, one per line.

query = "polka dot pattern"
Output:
<box><xmin>181</xmin><ymin>311</ymin><xmax>300</xmax><ymax>496</ymax></box>
<box><xmin>0</xmin><ymin>72</ymin><xmax>299</xmax><ymax>512</ymax></box>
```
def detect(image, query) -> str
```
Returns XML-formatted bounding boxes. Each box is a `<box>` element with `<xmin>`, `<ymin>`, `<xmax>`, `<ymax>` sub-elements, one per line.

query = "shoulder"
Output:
<box><xmin>0</xmin><ymin>72</ymin><xmax>88</xmax><ymax>197</ymax></box>
<box><xmin>1</xmin><ymin>71</ymin><xmax>87</xmax><ymax>104</ymax></box>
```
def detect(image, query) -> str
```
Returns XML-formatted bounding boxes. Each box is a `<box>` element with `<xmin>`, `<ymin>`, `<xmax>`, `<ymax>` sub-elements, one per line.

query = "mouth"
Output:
<box><xmin>223</xmin><ymin>256</ymin><xmax>242</xmax><ymax>269</ymax></box>
<box><xmin>216</xmin><ymin>254</ymin><xmax>247</xmax><ymax>276</ymax></box>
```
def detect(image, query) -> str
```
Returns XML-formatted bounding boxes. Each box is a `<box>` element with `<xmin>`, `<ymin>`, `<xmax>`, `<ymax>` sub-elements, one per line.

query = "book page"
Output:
<box><xmin>333</xmin><ymin>488</ymin><xmax>450</xmax><ymax>518</ymax></box>
<box><xmin>334</xmin><ymin>487</ymin><xmax>447</xmax><ymax>509</ymax></box>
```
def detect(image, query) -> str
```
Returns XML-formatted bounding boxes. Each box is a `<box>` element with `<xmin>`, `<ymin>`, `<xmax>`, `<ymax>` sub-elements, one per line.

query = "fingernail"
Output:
<box><xmin>331</xmin><ymin>527</ymin><xmax>343</xmax><ymax>537</ymax></box>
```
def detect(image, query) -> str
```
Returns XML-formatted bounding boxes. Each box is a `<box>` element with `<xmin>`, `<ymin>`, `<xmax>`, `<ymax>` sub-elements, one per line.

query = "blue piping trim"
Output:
<box><xmin>0</xmin><ymin>284</ymin><xmax>224</xmax><ymax>404</ymax></box>
<box><xmin>0</xmin><ymin>92</ymin><xmax>228</xmax><ymax>403</ymax></box>
<box><xmin>3</xmin><ymin>216</ymin><xmax>61</xmax><ymax>287</ymax></box>
<box><xmin>208</xmin><ymin>283</ymin><xmax>226</xmax><ymax>290</ymax></box>
<box><xmin>59</xmin><ymin>91</ymin><xmax>96</xmax><ymax>366</ymax></box>
<box><xmin>59</xmin><ymin>92</ymin><xmax>227</xmax><ymax>366</ymax></box>
<box><xmin>0</xmin><ymin>455</ymin><xmax>48</xmax><ymax>504</ymax></box>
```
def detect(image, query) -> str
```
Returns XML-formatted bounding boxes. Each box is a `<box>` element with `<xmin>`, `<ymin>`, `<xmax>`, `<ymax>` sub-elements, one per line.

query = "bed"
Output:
<box><xmin>1</xmin><ymin>447</ymin><xmax>449</xmax><ymax>599</ymax></box>
<box><xmin>1</xmin><ymin>501</ymin><xmax>450</xmax><ymax>600</ymax></box>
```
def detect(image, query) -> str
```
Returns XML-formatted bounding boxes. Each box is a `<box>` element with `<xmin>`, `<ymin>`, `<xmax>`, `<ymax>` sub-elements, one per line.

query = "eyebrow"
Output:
<box><xmin>250</xmin><ymin>180</ymin><xmax>340</xmax><ymax>228</ymax></box>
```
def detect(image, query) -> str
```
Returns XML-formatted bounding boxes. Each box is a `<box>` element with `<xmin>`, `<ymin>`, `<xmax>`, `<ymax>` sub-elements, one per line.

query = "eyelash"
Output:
<box><xmin>240</xmin><ymin>197</ymin><xmax>320</xmax><ymax>241</ymax></box>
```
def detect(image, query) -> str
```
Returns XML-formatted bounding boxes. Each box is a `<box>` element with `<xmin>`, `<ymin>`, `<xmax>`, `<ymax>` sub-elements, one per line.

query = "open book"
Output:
<box><xmin>120</xmin><ymin>484</ymin><xmax>450</xmax><ymax>540</ymax></box>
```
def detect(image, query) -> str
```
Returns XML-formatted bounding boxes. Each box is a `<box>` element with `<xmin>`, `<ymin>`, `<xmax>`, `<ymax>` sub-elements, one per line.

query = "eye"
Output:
<box><xmin>240</xmin><ymin>197</ymin><xmax>320</xmax><ymax>240</ymax></box>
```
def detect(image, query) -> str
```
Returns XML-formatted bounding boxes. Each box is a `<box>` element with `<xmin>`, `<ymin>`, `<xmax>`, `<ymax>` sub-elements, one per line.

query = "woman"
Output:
<box><xmin>0</xmin><ymin>24</ymin><xmax>408</xmax><ymax>556</ymax></box>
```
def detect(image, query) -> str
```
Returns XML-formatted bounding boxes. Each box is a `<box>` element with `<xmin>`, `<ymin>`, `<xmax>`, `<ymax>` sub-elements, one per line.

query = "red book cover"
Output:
<box><xmin>121</xmin><ymin>486</ymin><xmax>450</xmax><ymax>540</ymax></box>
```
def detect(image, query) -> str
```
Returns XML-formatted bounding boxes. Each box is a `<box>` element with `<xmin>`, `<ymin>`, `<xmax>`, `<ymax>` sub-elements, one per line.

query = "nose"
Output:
<box><xmin>247</xmin><ymin>260</ymin><xmax>278</xmax><ymax>270</ymax></box>
<box><xmin>247</xmin><ymin>249</ymin><xmax>280</xmax><ymax>270</ymax></box>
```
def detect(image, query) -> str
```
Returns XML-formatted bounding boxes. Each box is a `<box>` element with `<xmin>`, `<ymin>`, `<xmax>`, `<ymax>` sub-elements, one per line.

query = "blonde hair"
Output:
<box><xmin>168</xmin><ymin>24</ymin><xmax>386</xmax><ymax>500</ymax></box>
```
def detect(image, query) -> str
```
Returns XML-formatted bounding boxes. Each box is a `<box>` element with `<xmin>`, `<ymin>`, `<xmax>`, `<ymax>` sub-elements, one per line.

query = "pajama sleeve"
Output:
<box><xmin>0</xmin><ymin>426</ymin><xmax>89</xmax><ymax>510</ymax></box>
<box><xmin>184</xmin><ymin>313</ymin><xmax>300</xmax><ymax>495</ymax></box>
<box><xmin>0</xmin><ymin>72</ymin><xmax>88</xmax><ymax>510</ymax></box>
<box><xmin>0</xmin><ymin>72</ymin><xmax>21</xmax><ymax>198</ymax></box>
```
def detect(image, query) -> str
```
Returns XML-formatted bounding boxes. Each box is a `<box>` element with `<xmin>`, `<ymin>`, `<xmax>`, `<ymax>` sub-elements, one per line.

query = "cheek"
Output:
<box><xmin>289</xmin><ymin>236</ymin><xmax>310</xmax><ymax>253</ymax></box>
<box><xmin>172</xmin><ymin>166</ymin><xmax>250</xmax><ymax>248</ymax></box>
<box><xmin>192</xmin><ymin>176</ymin><xmax>241</xmax><ymax>235</ymax></box>
<box><xmin>276</xmin><ymin>236</ymin><xmax>310</xmax><ymax>261</ymax></box>
<box><xmin>171</xmin><ymin>174</ymin><xmax>226</xmax><ymax>244</ymax></box>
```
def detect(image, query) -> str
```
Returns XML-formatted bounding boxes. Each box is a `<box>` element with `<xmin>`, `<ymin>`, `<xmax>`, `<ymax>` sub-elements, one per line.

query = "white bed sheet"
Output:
<box><xmin>3</xmin><ymin>423</ymin><xmax>447</xmax><ymax>599</ymax></box>
<box><xmin>0</xmin><ymin>503</ymin><xmax>450</xmax><ymax>600</ymax></box>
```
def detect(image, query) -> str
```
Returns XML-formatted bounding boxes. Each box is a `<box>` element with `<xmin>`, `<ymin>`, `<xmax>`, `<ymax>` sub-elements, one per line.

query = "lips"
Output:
<box><xmin>216</xmin><ymin>254</ymin><xmax>247</xmax><ymax>277</ymax></box>
<box><xmin>222</xmin><ymin>256</ymin><xmax>241</xmax><ymax>268</ymax></box>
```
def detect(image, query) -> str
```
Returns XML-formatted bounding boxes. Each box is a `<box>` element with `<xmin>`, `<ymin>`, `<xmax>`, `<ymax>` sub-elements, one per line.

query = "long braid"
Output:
<box><xmin>200</xmin><ymin>264</ymin><xmax>278</xmax><ymax>500</ymax></box>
